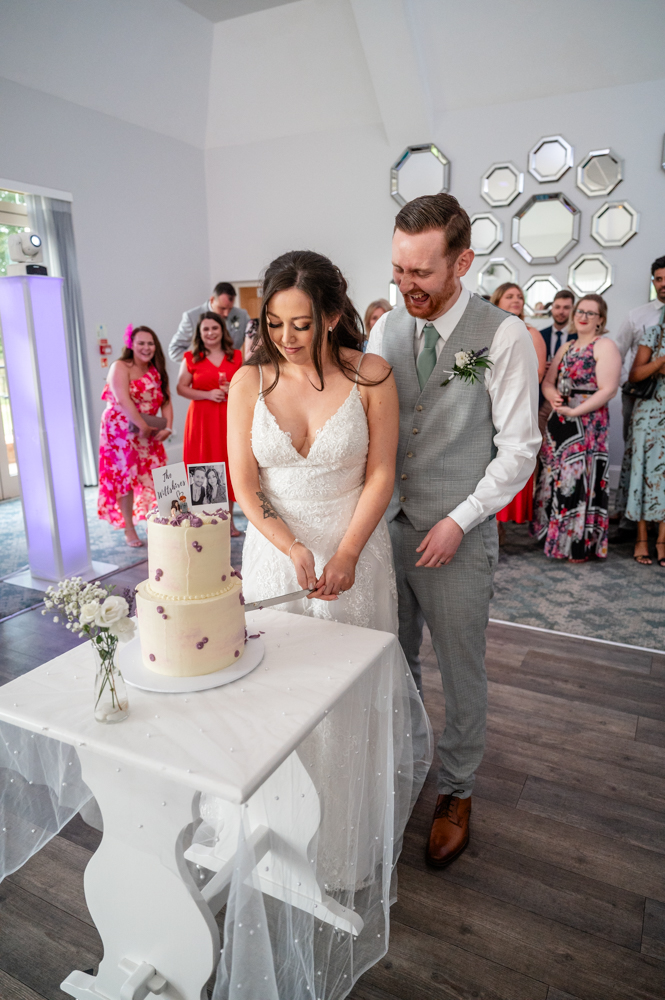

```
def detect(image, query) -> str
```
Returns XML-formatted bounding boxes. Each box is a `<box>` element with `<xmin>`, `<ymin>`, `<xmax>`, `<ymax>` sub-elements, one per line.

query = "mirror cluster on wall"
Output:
<box><xmin>389</xmin><ymin>134</ymin><xmax>642</xmax><ymax>314</ymax></box>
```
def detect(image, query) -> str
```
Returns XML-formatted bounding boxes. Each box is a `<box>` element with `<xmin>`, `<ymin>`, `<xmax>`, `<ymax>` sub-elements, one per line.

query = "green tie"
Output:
<box><xmin>417</xmin><ymin>323</ymin><xmax>439</xmax><ymax>390</ymax></box>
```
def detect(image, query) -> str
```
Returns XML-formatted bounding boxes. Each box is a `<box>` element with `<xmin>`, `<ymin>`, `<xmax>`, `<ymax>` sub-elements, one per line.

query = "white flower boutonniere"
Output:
<box><xmin>441</xmin><ymin>347</ymin><xmax>493</xmax><ymax>387</ymax></box>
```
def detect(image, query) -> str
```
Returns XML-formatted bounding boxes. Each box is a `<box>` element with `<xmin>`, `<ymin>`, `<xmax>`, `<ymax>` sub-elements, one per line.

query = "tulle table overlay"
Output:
<box><xmin>0</xmin><ymin>610</ymin><xmax>431</xmax><ymax>1000</ymax></box>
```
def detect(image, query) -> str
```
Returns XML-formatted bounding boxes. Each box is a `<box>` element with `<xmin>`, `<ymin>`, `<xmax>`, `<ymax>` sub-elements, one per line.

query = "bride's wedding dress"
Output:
<box><xmin>195</xmin><ymin>362</ymin><xmax>430</xmax><ymax>1000</ymax></box>
<box><xmin>241</xmin><ymin>365</ymin><xmax>398</xmax><ymax>631</ymax></box>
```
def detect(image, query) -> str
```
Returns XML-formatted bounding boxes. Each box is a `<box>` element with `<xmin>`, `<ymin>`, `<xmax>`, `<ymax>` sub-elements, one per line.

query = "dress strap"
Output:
<box><xmin>258</xmin><ymin>364</ymin><xmax>264</xmax><ymax>396</ymax></box>
<box><xmin>354</xmin><ymin>354</ymin><xmax>364</xmax><ymax>384</ymax></box>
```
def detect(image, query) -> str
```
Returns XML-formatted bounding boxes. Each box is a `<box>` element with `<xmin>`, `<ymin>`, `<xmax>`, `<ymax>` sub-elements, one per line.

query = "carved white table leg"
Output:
<box><xmin>187</xmin><ymin>751</ymin><xmax>363</xmax><ymax>937</ymax></box>
<box><xmin>61</xmin><ymin>750</ymin><xmax>219</xmax><ymax>1000</ymax></box>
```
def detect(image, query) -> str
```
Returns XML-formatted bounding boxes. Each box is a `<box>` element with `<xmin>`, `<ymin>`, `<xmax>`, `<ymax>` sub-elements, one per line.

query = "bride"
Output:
<box><xmin>227</xmin><ymin>250</ymin><xmax>399</xmax><ymax>631</ymax></box>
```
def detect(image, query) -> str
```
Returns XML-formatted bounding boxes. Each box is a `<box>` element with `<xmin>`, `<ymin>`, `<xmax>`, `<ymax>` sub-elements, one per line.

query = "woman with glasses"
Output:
<box><xmin>616</xmin><ymin>314</ymin><xmax>665</xmax><ymax>565</ymax></box>
<box><xmin>531</xmin><ymin>295</ymin><xmax>621</xmax><ymax>561</ymax></box>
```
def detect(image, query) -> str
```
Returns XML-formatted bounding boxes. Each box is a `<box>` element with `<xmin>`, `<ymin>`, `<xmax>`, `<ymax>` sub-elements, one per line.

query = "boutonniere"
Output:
<box><xmin>441</xmin><ymin>347</ymin><xmax>493</xmax><ymax>387</ymax></box>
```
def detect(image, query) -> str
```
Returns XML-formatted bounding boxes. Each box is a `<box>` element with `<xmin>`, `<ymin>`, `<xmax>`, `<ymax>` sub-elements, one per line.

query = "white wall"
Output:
<box><xmin>0</xmin><ymin>0</ymin><xmax>214</xmax><ymax>462</ymax></box>
<box><xmin>205</xmin><ymin>0</ymin><xmax>665</xmax><ymax>470</ymax></box>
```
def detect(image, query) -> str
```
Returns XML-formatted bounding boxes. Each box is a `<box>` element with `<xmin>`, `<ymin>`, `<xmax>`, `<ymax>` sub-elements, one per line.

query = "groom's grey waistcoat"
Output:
<box><xmin>383</xmin><ymin>294</ymin><xmax>506</xmax><ymax>530</ymax></box>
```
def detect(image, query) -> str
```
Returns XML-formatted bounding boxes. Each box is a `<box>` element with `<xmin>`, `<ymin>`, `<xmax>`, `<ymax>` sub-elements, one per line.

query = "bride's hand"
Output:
<box><xmin>290</xmin><ymin>542</ymin><xmax>317</xmax><ymax>592</ymax></box>
<box><xmin>308</xmin><ymin>551</ymin><xmax>356</xmax><ymax>601</ymax></box>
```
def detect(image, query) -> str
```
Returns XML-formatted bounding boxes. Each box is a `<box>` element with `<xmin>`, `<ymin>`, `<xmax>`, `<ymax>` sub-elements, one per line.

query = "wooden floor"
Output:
<box><xmin>0</xmin><ymin>567</ymin><xmax>664</xmax><ymax>1000</ymax></box>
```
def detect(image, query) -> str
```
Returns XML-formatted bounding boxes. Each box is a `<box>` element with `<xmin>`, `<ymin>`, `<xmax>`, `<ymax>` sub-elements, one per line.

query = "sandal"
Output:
<box><xmin>634</xmin><ymin>540</ymin><xmax>652</xmax><ymax>565</ymax></box>
<box><xmin>656</xmin><ymin>542</ymin><xmax>665</xmax><ymax>568</ymax></box>
<box><xmin>124</xmin><ymin>529</ymin><xmax>144</xmax><ymax>548</ymax></box>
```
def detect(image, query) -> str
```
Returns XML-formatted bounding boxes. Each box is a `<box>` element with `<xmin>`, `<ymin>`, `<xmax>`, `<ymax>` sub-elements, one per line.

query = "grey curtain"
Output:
<box><xmin>27</xmin><ymin>196</ymin><xmax>98</xmax><ymax>485</ymax></box>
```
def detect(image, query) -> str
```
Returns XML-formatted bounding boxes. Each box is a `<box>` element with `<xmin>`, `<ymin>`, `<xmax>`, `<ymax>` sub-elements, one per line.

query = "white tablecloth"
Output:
<box><xmin>0</xmin><ymin>610</ymin><xmax>431</xmax><ymax>1000</ymax></box>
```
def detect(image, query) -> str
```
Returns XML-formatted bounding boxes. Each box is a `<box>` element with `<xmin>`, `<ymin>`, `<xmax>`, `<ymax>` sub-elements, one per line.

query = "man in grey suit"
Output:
<box><xmin>168</xmin><ymin>282</ymin><xmax>250</xmax><ymax>362</ymax></box>
<box><xmin>368</xmin><ymin>194</ymin><xmax>539</xmax><ymax>868</ymax></box>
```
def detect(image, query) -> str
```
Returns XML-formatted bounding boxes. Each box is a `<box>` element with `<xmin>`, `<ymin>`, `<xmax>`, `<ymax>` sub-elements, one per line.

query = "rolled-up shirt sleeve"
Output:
<box><xmin>447</xmin><ymin>316</ymin><xmax>541</xmax><ymax>534</ymax></box>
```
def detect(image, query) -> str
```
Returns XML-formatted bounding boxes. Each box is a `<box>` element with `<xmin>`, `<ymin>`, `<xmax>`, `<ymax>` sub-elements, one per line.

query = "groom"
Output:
<box><xmin>367</xmin><ymin>194</ymin><xmax>539</xmax><ymax>867</ymax></box>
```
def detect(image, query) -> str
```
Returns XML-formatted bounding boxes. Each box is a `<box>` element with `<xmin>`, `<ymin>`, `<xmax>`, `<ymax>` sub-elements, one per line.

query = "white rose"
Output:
<box><xmin>94</xmin><ymin>596</ymin><xmax>129</xmax><ymax>628</ymax></box>
<box><xmin>79</xmin><ymin>602</ymin><xmax>99</xmax><ymax>625</ymax></box>
<box><xmin>455</xmin><ymin>350</ymin><xmax>471</xmax><ymax>368</ymax></box>
<box><xmin>108</xmin><ymin>616</ymin><xmax>136</xmax><ymax>642</ymax></box>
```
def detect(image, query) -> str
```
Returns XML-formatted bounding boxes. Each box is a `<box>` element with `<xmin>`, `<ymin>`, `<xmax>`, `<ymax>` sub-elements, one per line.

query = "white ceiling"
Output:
<box><xmin>176</xmin><ymin>0</ymin><xmax>296</xmax><ymax>21</ymax></box>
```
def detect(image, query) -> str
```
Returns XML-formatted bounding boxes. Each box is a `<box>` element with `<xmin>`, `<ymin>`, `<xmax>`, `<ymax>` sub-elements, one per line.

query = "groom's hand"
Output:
<box><xmin>415</xmin><ymin>517</ymin><xmax>464</xmax><ymax>568</ymax></box>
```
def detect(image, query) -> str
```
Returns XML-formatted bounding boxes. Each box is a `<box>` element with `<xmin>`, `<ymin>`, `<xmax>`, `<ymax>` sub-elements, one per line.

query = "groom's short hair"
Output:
<box><xmin>395</xmin><ymin>194</ymin><xmax>471</xmax><ymax>260</ymax></box>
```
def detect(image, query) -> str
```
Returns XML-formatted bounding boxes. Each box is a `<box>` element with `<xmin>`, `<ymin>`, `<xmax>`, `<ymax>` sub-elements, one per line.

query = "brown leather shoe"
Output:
<box><xmin>426</xmin><ymin>794</ymin><xmax>471</xmax><ymax>867</ymax></box>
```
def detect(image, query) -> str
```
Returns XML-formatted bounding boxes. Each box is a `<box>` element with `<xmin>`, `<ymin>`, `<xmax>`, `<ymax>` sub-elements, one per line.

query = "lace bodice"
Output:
<box><xmin>251</xmin><ymin>381</ymin><xmax>369</xmax><ymax>508</ymax></box>
<box><xmin>241</xmin><ymin>366</ymin><xmax>397</xmax><ymax>633</ymax></box>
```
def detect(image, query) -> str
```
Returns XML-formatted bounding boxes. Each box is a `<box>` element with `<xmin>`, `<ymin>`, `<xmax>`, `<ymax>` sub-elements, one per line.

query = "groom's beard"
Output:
<box><xmin>402</xmin><ymin>269</ymin><xmax>457</xmax><ymax>321</ymax></box>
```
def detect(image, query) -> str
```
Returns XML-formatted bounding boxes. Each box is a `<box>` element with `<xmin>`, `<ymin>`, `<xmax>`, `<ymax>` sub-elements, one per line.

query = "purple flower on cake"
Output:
<box><xmin>234</xmin><ymin>650</ymin><xmax>239</xmax><ymax>657</ymax></box>
<box><xmin>149</xmin><ymin>654</ymin><xmax>156</xmax><ymax>662</ymax></box>
<box><xmin>156</xmin><ymin>606</ymin><xmax>164</xmax><ymax>614</ymax></box>
<box><xmin>222</xmin><ymin>574</ymin><xmax>226</xmax><ymax>581</ymax></box>
<box><xmin>239</xmin><ymin>594</ymin><xmax>245</xmax><ymax>606</ymax></box>
<box><xmin>196</xmin><ymin>641</ymin><xmax>204</xmax><ymax>650</ymax></box>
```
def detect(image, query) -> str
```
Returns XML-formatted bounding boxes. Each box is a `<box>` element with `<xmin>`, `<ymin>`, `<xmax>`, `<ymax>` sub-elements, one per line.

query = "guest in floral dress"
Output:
<box><xmin>98</xmin><ymin>325</ymin><xmax>173</xmax><ymax>547</ymax></box>
<box><xmin>616</xmin><ymin>317</ymin><xmax>665</xmax><ymax>566</ymax></box>
<box><xmin>532</xmin><ymin>296</ymin><xmax>621</xmax><ymax>561</ymax></box>
<box><xmin>177</xmin><ymin>311</ymin><xmax>243</xmax><ymax>534</ymax></box>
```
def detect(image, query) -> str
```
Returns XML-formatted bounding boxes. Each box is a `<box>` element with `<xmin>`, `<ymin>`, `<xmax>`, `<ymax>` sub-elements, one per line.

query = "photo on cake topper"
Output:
<box><xmin>187</xmin><ymin>462</ymin><xmax>229</xmax><ymax>511</ymax></box>
<box><xmin>152</xmin><ymin>462</ymin><xmax>190</xmax><ymax>518</ymax></box>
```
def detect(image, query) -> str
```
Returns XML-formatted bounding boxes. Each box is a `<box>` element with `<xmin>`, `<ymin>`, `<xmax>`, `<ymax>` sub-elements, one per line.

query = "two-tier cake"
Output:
<box><xmin>135</xmin><ymin>509</ymin><xmax>246</xmax><ymax>677</ymax></box>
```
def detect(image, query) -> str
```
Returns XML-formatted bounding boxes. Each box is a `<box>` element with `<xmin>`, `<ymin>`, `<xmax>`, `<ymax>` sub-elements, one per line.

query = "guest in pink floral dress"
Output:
<box><xmin>531</xmin><ymin>296</ymin><xmax>621</xmax><ymax>561</ymax></box>
<box><xmin>98</xmin><ymin>325</ymin><xmax>173</xmax><ymax>547</ymax></box>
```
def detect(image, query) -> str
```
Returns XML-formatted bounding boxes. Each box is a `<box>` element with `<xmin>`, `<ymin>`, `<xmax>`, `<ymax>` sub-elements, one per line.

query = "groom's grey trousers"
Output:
<box><xmin>390</xmin><ymin>513</ymin><xmax>498</xmax><ymax>799</ymax></box>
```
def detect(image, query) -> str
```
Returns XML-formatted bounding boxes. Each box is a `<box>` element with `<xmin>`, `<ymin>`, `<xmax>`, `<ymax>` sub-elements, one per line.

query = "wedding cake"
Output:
<box><xmin>135</xmin><ymin>509</ymin><xmax>246</xmax><ymax>676</ymax></box>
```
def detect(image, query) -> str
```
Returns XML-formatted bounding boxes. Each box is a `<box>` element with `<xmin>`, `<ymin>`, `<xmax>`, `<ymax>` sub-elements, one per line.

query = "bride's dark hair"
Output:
<box><xmin>246</xmin><ymin>250</ymin><xmax>389</xmax><ymax>394</ymax></box>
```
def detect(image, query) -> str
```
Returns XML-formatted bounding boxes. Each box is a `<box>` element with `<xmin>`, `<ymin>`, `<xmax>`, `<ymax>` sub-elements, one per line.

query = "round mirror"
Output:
<box><xmin>470</xmin><ymin>213</ymin><xmax>503</xmax><ymax>256</ymax></box>
<box><xmin>528</xmin><ymin>135</ymin><xmax>573</xmax><ymax>182</ymax></box>
<box><xmin>576</xmin><ymin>149</ymin><xmax>623</xmax><ymax>198</ymax></box>
<box><xmin>477</xmin><ymin>258</ymin><xmax>518</xmax><ymax>297</ymax></box>
<box><xmin>591</xmin><ymin>200</ymin><xmax>639</xmax><ymax>247</ymax></box>
<box><xmin>523</xmin><ymin>275</ymin><xmax>562</xmax><ymax>317</ymax></box>
<box><xmin>480</xmin><ymin>162</ymin><xmax>524</xmax><ymax>207</ymax></box>
<box><xmin>512</xmin><ymin>192</ymin><xmax>580</xmax><ymax>264</ymax></box>
<box><xmin>568</xmin><ymin>253</ymin><xmax>613</xmax><ymax>297</ymax></box>
<box><xmin>391</xmin><ymin>144</ymin><xmax>450</xmax><ymax>206</ymax></box>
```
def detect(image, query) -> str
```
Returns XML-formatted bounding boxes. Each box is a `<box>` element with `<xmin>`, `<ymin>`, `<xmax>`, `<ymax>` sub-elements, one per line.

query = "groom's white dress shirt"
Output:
<box><xmin>367</xmin><ymin>286</ymin><xmax>540</xmax><ymax>534</ymax></box>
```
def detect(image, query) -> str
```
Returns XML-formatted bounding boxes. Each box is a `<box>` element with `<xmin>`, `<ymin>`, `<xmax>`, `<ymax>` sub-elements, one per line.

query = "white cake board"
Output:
<box><xmin>118</xmin><ymin>636</ymin><xmax>265</xmax><ymax>693</ymax></box>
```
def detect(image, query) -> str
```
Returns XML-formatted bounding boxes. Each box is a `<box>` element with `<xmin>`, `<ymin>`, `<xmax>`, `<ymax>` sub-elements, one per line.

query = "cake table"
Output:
<box><xmin>0</xmin><ymin>609</ymin><xmax>430</xmax><ymax>1000</ymax></box>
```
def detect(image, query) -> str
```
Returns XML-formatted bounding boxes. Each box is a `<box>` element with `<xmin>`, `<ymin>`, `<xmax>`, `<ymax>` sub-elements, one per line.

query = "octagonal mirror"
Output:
<box><xmin>568</xmin><ymin>253</ymin><xmax>613</xmax><ymax>297</ymax></box>
<box><xmin>477</xmin><ymin>258</ymin><xmax>518</xmax><ymax>297</ymax></box>
<box><xmin>511</xmin><ymin>192</ymin><xmax>580</xmax><ymax>264</ymax></box>
<box><xmin>480</xmin><ymin>161</ymin><xmax>524</xmax><ymax>207</ymax></box>
<box><xmin>391</xmin><ymin>143</ymin><xmax>450</xmax><ymax>206</ymax></box>
<box><xmin>523</xmin><ymin>275</ymin><xmax>562</xmax><ymax>317</ymax></box>
<box><xmin>591</xmin><ymin>200</ymin><xmax>639</xmax><ymax>247</ymax></box>
<box><xmin>470</xmin><ymin>213</ymin><xmax>503</xmax><ymax>256</ymax></box>
<box><xmin>576</xmin><ymin>148</ymin><xmax>623</xmax><ymax>198</ymax></box>
<box><xmin>528</xmin><ymin>135</ymin><xmax>574</xmax><ymax>182</ymax></box>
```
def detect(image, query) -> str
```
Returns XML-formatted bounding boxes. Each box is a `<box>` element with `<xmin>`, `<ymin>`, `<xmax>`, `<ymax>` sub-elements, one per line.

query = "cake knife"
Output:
<box><xmin>244</xmin><ymin>588</ymin><xmax>314</xmax><ymax>612</ymax></box>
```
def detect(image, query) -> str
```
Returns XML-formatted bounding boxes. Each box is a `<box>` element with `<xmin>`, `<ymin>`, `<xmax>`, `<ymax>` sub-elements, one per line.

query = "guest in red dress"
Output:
<box><xmin>98</xmin><ymin>325</ymin><xmax>173</xmax><ymax>547</ymax></box>
<box><xmin>490</xmin><ymin>283</ymin><xmax>546</xmax><ymax>540</ymax></box>
<box><xmin>177</xmin><ymin>311</ymin><xmax>243</xmax><ymax>535</ymax></box>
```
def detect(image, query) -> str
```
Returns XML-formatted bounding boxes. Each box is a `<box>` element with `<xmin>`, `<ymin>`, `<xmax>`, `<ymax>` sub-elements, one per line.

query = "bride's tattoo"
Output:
<box><xmin>256</xmin><ymin>491</ymin><xmax>278</xmax><ymax>520</ymax></box>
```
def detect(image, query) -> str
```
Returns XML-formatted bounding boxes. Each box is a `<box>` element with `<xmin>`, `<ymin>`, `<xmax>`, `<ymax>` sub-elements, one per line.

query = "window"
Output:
<box><xmin>0</xmin><ymin>189</ymin><xmax>29</xmax><ymax>278</ymax></box>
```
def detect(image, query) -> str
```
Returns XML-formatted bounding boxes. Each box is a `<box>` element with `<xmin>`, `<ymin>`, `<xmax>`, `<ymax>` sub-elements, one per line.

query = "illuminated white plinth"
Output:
<box><xmin>0</xmin><ymin>275</ymin><xmax>115</xmax><ymax>587</ymax></box>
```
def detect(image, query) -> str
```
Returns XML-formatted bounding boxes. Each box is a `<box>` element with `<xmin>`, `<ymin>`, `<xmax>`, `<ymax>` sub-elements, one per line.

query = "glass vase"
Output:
<box><xmin>92</xmin><ymin>635</ymin><xmax>129</xmax><ymax>724</ymax></box>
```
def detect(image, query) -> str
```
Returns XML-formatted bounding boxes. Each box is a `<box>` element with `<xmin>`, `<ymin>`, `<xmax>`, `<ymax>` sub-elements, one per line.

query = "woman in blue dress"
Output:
<box><xmin>617</xmin><ymin>318</ymin><xmax>665</xmax><ymax>565</ymax></box>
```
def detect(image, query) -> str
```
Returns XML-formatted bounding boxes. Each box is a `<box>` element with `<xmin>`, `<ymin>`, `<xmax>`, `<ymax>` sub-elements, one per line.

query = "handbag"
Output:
<box><xmin>128</xmin><ymin>413</ymin><xmax>167</xmax><ymax>435</ymax></box>
<box><xmin>622</xmin><ymin>322</ymin><xmax>665</xmax><ymax>401</ymax></box>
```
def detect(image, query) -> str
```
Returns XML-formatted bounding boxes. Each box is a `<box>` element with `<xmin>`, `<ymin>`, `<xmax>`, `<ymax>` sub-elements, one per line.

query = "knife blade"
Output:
<box><xmin>243</xmin><ymin>588</ymin><xmax>314</xmax><ymax>612</ymax></box>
